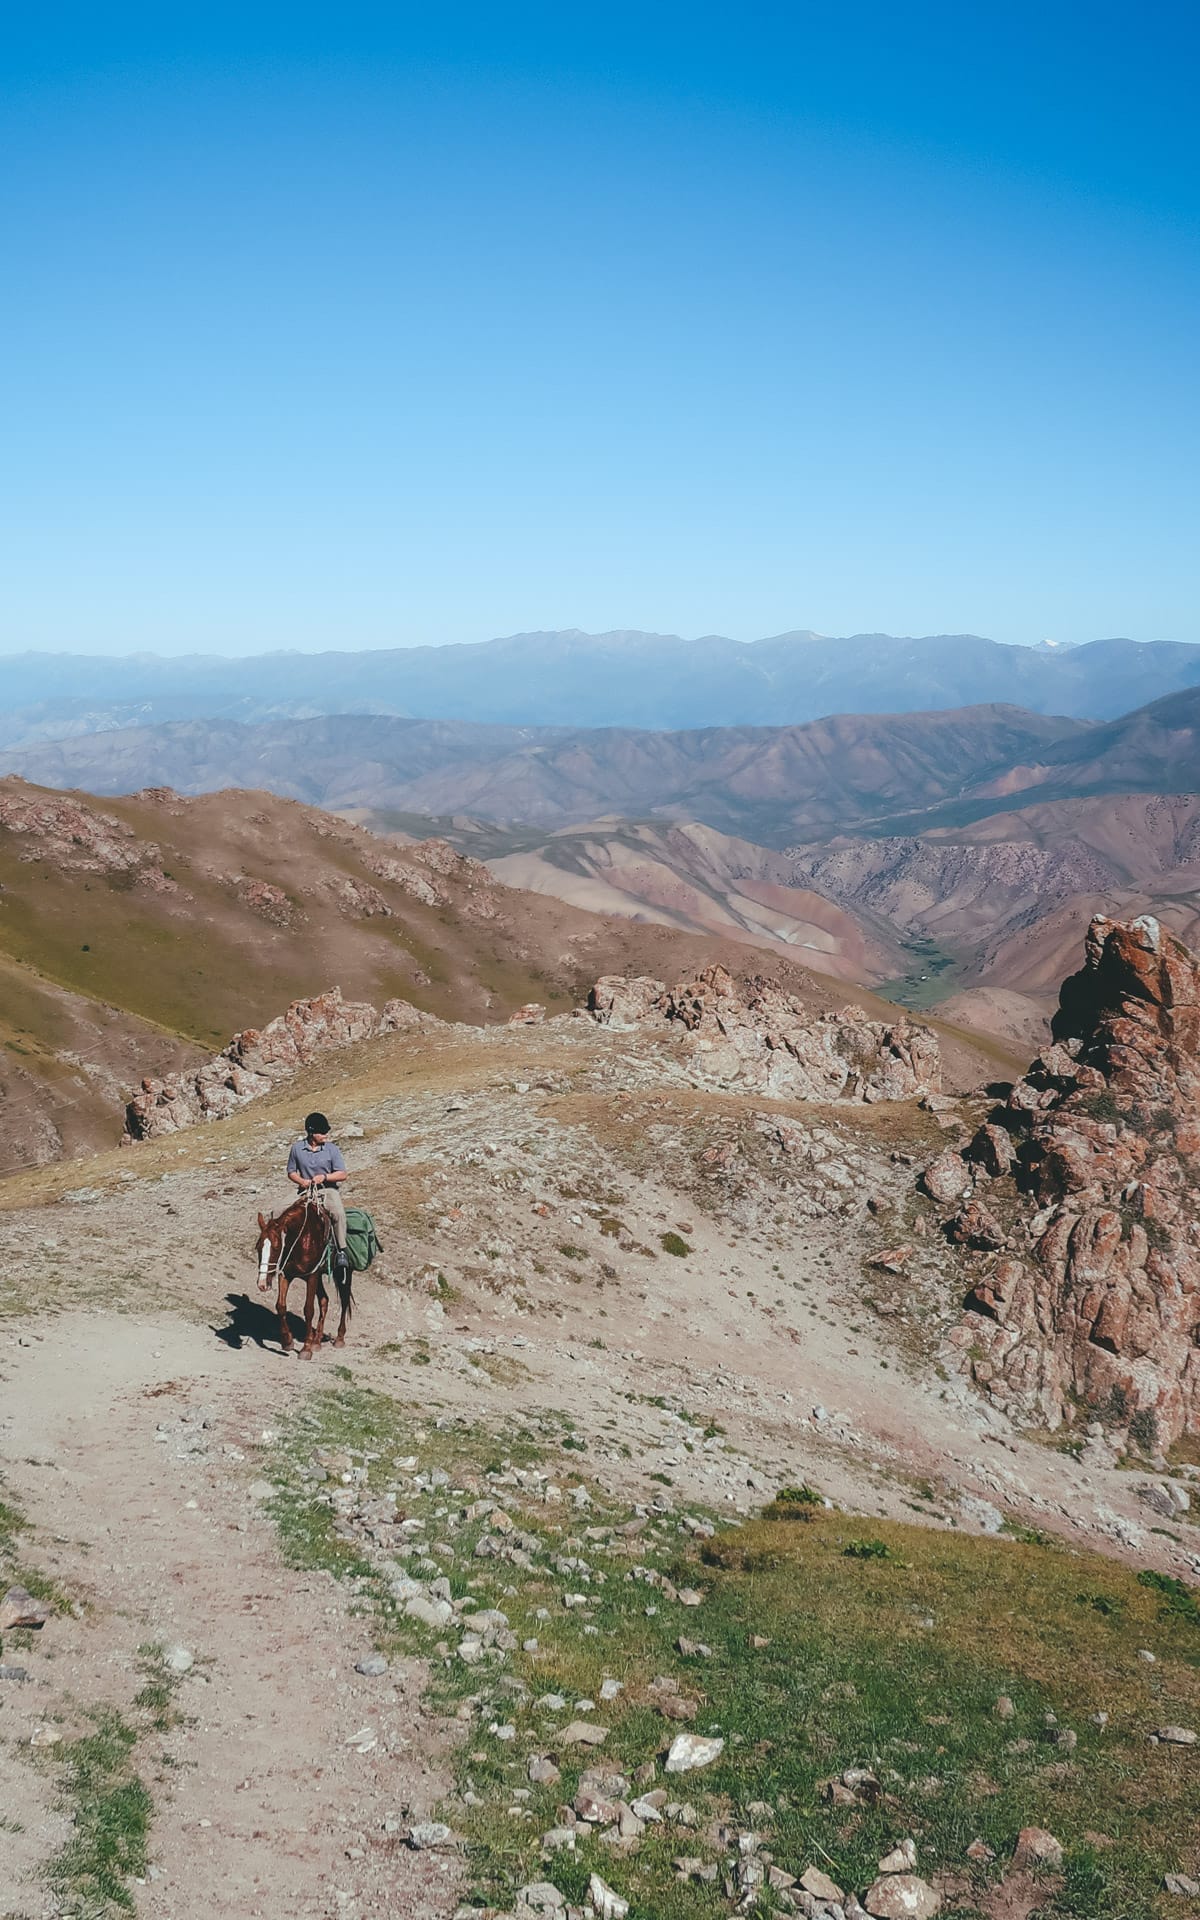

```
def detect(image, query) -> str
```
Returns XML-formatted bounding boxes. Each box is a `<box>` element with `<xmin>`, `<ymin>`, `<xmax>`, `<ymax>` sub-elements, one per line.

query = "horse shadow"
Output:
<box><xmin>214</xmin><ymin>1291</ymin><xmax>307</xmax><ymax>1353</ymax></box>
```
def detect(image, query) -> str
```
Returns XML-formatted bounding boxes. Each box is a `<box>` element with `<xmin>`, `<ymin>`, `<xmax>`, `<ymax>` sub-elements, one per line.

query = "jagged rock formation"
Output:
<box><xmin>588</xmin><ymin>964</ymin><xmax>941</xmax><ymax>1103</ymax></box>
<box><xmin>936</xmin><ymin>914</ymin><xmax>1200</xmax><ymax>1444</ymax></box>
<box><xmin>125</xmin><ymin>989</ymin><xmax>440</xmax><ymax>1139</ymax></box>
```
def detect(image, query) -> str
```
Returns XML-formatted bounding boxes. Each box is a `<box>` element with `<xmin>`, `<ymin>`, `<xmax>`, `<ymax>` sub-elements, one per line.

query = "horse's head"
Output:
<box><xmin>256</xmin><ymin>1209</ymin><xmax>285</xmax><ymax>1291</ymax></box>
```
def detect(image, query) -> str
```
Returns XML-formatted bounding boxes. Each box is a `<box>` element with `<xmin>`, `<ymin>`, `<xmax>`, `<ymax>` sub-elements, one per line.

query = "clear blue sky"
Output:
<box><xmin>3</xmin><ymin>2</ymin><xmax>1197</xmax><ymax>654</ymax></box>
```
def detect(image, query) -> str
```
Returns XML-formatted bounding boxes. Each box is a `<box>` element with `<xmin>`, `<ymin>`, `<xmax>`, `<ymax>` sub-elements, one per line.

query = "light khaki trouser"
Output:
<box><xmin>310</xmin><ymin>1185</ymin><xmax>348</xmax><ymax>1250</ymax></box>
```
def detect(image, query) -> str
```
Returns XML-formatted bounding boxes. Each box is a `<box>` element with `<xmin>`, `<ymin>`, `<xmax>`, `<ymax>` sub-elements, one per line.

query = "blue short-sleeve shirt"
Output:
<box><xmin>286</xmin><ymin>1138</ymin><xmax>347</xmax><ymax>1182</ymax></box>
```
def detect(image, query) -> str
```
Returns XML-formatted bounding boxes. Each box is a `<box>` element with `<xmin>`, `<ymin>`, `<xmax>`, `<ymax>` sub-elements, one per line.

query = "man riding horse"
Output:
<box><xmin>286</xmin><ymin>1111</ymin><xmax>352</xmax><ymax>1285</ymax></box>
<box><xmin>254</xmin><ymin>1110</ymin><xmax>355</xmax><ymax>1356</ymax></box>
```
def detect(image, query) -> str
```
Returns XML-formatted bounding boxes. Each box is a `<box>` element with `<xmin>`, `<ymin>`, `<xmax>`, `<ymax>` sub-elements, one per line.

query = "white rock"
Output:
<box><xmin>879</xmin><ymin>1838</ymin><xmax>918</xmax><ymax>1872</ymax></box>
<box><xmin>163</xmin><ymin>1646</ymin><xmax>194</xmax><ymax>1674</ymax></box>
<box><xmin>408</xmin><ymin>1820</ymin><xmax>452</xmax><ymax>1849</ymax></box>
<box><xmin>864</xmin><ymin>1872</ymin><xmax>941</xmax><ymax>1919</ymax></box>
<box><xmin>588</xmin><ymin>1874</ymin><xmax>629</xmax><ymax>1919</ymax></box>
<box><xmin>664</xmin><ymin>1732</ymin><xmax>725</xmax><ymax>1773</ymax></box>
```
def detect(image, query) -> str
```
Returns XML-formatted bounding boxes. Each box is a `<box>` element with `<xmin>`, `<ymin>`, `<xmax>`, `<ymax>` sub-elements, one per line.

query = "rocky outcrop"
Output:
<box><xmin>588</xmin><ymin>965</ymin><xmax>940</xmax><ymax>1104</ymax></box>
<box><xmin>364</xmin><ymin>840</ymin><xmax>501</xmax><ymax>919</ymax></box>
<box><xmin>326</xmin><ymin>876</ymin><xmax>393</xmax><ymax>919</ymax></box>
<box><xmin>226</xmin><ymin>875</ymin><xmax>296</xmax><ymax>925</ymax></box>
<box><xmin>0</xmin><ymin>785</ymin><xmax>174</xmax><ymax>888</ymax></box>
<box><xmin>125</xmin><ymin>988</ymin><xmax>440</xmax><ymax>1139</ymax></box>
<box><xmin>935</xmin><ymin>915</ymin><xmax>1200</xmax><ymax>1443</ymax></box>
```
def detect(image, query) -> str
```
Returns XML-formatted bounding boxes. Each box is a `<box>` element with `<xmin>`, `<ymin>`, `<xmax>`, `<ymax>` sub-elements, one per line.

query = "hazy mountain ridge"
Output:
<box><xmin>1</xmin><ymin>627</ymin><xmax>1197</xmax><ymax>736</ymax></box>
<box><xmin>0</xmin><ymin>703</ymin><xmax>1086</xmax><ymax>843</ymax></box>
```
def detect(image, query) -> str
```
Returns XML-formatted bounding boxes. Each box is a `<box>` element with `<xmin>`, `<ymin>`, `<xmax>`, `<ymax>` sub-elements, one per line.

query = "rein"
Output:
<box><xmin>260</xmin><ymin>1197</ymin><xmax>331</xmax><ymax>1288</ymax></box>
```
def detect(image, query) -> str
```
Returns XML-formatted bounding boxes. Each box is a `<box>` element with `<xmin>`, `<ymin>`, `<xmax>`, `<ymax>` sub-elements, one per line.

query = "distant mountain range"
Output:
<box><xmin>6</xmin><ymin>688</ymin><xmax>1199</xmax><ymax>844</ymax></box>
<box><xmin>3</xmin><ymin>668</ymin><xmax>1199</xmax><ymax>1065</ymax></box>
<box><xmin>0</xmin><ymin>703</ymin><xmax>1091</xmax><ymax>843</ymax></box>
<box><xmin>0</xmin><ymin>627</ymin><xmax>1197</xmax><ymax>738</ymax></box>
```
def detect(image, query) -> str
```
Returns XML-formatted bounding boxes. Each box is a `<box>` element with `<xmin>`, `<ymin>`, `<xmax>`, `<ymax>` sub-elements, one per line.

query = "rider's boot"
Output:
<box><xmin>334</xmin><ymin>1245</ymin><xmax>351</xmax><ymax>1279</ymax></box>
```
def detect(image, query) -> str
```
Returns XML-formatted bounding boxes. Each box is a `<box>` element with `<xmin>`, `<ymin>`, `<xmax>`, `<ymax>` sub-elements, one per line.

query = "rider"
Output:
<box><xmin>287</xmin><ymin>1111</ymin><xmax>351</xmax><ymax>1282</ymax></box>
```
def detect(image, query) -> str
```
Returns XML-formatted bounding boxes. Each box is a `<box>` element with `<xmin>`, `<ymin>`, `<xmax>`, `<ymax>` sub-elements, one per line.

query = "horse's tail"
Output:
<box><xmin>333</xmin><ymin>1261</ymin><xmax>354</xmax><ymax>1322</ymax></box>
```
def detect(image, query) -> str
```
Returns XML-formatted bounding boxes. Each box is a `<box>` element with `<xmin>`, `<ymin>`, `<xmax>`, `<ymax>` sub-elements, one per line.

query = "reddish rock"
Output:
<box><xmin>920</xmin><ymin>1149</ymin><xmax>970</xmax><ymax>1205</ymax></box>
<box><xmin>1012</xmin><ymin>1827</ymin><xmax>1063</xmax><ymax>1870</ymax></box>
<box><xmin>869</xmin><ymin>1247</ymin><xmax>914</xmax><ymax>1274</ymax></box>
<box><xmin>970</xmin><ymin>1121</ymin><xmax>1015</xmax><ymax>1177</ymax></box>
<box><xmin>0</xmin><ymin>1585</ymin><xmax>51</xmax><ymax>1632</ymax></box>
<box><xmin>964</xmin><ymin>1258</ymin><xmax>1026</xmax><ymax>1324</ymax></box>
<box><xmin>949</xmin><ymin>1199</ymin><xmax>1006</xmax><ymax>1251</ymax></box>
<box><xmin>929</xmin><ymin>915</ymin><xmax>1200</xmax><ymax>1444</ymax></box>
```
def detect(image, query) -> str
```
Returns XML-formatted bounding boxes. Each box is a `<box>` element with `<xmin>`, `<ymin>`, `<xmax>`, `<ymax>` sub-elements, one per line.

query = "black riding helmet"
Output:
<box><xmin>305</xmin><ymin>1111</ymin><xmax>331</xmax><ymax>1136</ymax></box>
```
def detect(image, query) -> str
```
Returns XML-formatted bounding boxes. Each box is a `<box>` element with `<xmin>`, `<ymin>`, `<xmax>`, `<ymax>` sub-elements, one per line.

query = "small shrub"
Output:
<box><xmin>1077</xmin><ymin>1090</ymin><xmax>1121</xmax><ymax>1124</ymax></box>
<box><xmin>1076</xmin><ymin>1590</ymin><xmax>1125</xmax><ymax>1619</ymax></box>
<box><xmin>557</xmin><ymin>1243</ymin><xmax>587</xmax><ymax>1261</ymax></box>
<box><xmin>843</xmin><ymin>1538</ymin><xmax>895</xmax><ymax>1561</ymax></box>
<box><xmin>1138</xmin><ymin>1568</ymin><xmax>1200</xmax><ymax>1627</ymax></box>
<box><xmin>660</xmin><ymin>1232</ymin><xmax>691</xmax><ymax>1257</ymax></box>
<box><xmin>771</xmin><ymin>1484</ymin><xmax>824</xmax><ymax>1512</ymax></box>
<box><xmin>1128</xmin><ymin>1407</ymin><xmax>1159</xmax><ymax>1455</ymax></box>
<box><xmin>1100</xmin><ymin>1383</ymin><xmax>1133</xmax><ymax>1427</ymax></box>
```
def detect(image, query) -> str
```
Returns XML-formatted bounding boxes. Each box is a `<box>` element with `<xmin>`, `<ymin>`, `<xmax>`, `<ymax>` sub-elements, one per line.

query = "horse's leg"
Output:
<box><xmin>277</xmin><ymin>1274</ymin><xmax>294</xmax><ymax>1352</ymax></box>
<box><xmin>301</xmin><ymin>1273</ymin><xmax>318</xmax><ymax>1359</ymax></box>
<box><xmin>314</xmin><ymin>1278</ymin><xmax>330</xmax><ymax>1351</ymax></box>
<box><xmin>333</xmin><ymin>1287</ymin><xmax>348</xmax><ymax>1348</ymax></box>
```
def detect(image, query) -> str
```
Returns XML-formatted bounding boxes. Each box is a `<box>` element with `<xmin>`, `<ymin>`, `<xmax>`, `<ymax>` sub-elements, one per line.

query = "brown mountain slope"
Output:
<box><xmin>485</xmin><ymin>820</ymin><xmax>901</xmax><ymax>983</ymax></box>
<box><xmin>783</xmin><ymin>791</ymin><xmax>1200</xmax><ymax>1037</ymax></box>
<box><xmin>870</xmin><ymin>686</ymin><xmax>1200</xmax><ymax>834</ymax></box>
<box><xmin>0</xmin><ymin>777</ymin><xmax>1009</xmax><ymax>1168</ymax></box>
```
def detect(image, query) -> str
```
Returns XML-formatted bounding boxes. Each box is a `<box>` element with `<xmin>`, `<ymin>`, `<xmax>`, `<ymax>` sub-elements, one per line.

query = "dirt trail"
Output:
<box><xmin>0</xmin><ymin>1317</ymin><xmax>460</xmax><ymax>1920</ymax></box>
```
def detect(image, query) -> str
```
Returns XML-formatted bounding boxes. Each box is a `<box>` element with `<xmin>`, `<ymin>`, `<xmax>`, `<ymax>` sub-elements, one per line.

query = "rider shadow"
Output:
<box><xmin>215</xmin><ymin>1291</ymin><xmax>306</xmax><ymax>1353</ymax></box>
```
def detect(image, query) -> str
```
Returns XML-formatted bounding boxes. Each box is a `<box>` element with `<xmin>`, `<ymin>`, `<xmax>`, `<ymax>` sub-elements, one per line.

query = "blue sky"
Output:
<box><xmin>3</xmin><ymin>3</ymin><xmax>1198</xmax><ymax>654</ymax></box>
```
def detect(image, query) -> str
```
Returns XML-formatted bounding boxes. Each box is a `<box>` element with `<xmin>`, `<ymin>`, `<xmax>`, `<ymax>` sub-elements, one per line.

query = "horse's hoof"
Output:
<box><xmin>301</xmin><ymin>1348</ymin><xmax>314</xmax><ymax>1361</ymax></box>
<box><xmin>333</xmin><ymin>1337</ymin><xmax>346</xmax><ymax>1349</ymax></box>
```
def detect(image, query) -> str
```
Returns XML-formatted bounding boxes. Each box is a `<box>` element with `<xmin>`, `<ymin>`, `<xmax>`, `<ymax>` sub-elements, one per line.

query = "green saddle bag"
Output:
<box><xmin>325</xmin><ymin>1208</ymin><xmax>383</xmax><ymax>1274</ymax></box>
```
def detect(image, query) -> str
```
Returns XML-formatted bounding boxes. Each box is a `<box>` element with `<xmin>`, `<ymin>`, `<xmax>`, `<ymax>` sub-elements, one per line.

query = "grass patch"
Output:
<box><xmin>659</xmin><ymin>1231</ymin><xmax>691</xmax><ymax>1257</ymax></box>
<box><xmin>44</xmin><ymin>1708</ymin><xmax>153</xmax><ymax>1914</ymax></box>
<box><xmin>468</xmin><ymin>1351</ymin><xmax>531</xmax><ymax>1387</ymax></box>
<box><xmin>132</xmin><ymin>1642</ymin><xmax>188</xmax><ymax>1732</ymax></box>
<box><xmin>0</xmin><ymin>1481</ymin><xmax>74</xmax><ymax>1628</ymax></box>
<box><xmin>264</xmin><ymin>1385</ymin><xmax>1200</xmax><ymax>1920</ymax></box>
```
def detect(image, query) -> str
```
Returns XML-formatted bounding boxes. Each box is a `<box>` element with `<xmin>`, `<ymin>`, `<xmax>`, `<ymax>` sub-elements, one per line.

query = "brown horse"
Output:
<box><xmin>254</xmin><ymin>1195</ymin><xmax>353</xmax><ymax>1358</ymax></box>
